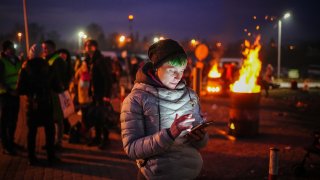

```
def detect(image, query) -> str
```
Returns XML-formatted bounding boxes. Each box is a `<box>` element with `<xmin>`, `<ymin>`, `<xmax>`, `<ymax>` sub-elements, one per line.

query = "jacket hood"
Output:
<box><xmin>134</xmin><ymin>62</ymin><xmax>163</xmax><ymax>88</ymax></box>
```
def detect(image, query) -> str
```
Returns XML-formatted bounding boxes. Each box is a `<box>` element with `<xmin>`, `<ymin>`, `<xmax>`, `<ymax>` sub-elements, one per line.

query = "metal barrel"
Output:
<box><xmin>228</xmin><ymin>92</ymin><xmax>261</xmax><ymax>137</ymax></box>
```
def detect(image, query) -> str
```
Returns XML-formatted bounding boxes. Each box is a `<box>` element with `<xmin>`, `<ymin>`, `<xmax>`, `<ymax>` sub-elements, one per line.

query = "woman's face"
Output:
<box><xmin>156</xmin><ymin>62</ymin><xmax>187</xmax><ymax>89</ymax></box>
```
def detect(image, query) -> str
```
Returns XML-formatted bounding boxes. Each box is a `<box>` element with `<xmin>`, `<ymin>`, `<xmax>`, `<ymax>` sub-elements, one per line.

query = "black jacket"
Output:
<box><xmin>45</xmin><ymin>53</ymin><xmax>67</xmax><ymax>93</ymax></box>
<box><xmin>17</xmin><ymin>58</ymin><xmax>53</xmax><ymax>124</ymax></box>
<box><xmin>85</xmin><ymin>50</ymin><xmax>113</xmax><ymax>100</ymax></box>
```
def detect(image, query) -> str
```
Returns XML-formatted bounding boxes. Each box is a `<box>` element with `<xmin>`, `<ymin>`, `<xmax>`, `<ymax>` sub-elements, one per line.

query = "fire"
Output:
<box><xmin>230</xmin><ymin>36</ymin><xmax>262</xmax><ymax>93</ymax></box>
<box><xmin>206</xmin><ymin>61</ymin><xmax>222</xmax><ymax>93</ymax></box>
<box><xmin>229</xmin><ymin>123</ymin><xmax>235</xmax><ymax>130</ymax></box>
<box><xmin>207</xmin><ymin>86</ymin><xmax>221</xmax><ymax>93</ymax></box>
<box><xmin>208</xmin><ymin>62</ymin><xmax>221</xmax><ymax>78</ymax></box>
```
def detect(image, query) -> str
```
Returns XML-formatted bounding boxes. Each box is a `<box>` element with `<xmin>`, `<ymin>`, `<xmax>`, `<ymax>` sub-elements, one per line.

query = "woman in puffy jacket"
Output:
<box><xmin>121</xmin><ymin>39</ymin><xmax>208</xmax><ymax>179</ymax></box>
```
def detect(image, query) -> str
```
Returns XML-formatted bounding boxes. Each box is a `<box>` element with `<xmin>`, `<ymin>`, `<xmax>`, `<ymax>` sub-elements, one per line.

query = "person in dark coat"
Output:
<box><xmin>57</xmin><ymin>48</ymin><xmax>73</xmax><ymax>134</ymax></box>
<box><xmin>42</xmin><ymin>40</ymin><xmax>67</xmax><ymax>150</ymax></box>
<box><xmin>17</xmin><ymin>44</ymin><xmax>58</xmax><ymax>165</ymax></box>
<box><xmin>84</xmin><ymin>39</ymin><xmax>113</xmax><ymax>149</ymax></box>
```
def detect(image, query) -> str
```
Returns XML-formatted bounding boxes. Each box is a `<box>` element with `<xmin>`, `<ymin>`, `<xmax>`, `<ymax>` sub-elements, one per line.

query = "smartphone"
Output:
<box><xmin>185</xmin><ymin>121</ymin><xmax>214</xmax><ymax>136</ymax></box>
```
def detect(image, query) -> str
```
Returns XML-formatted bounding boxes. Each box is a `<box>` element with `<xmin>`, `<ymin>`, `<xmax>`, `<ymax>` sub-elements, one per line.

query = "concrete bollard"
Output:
<box><xmin>269</xmin><ymin>147</ymin><xmax>279</xmax><ymax>180</ymax></box>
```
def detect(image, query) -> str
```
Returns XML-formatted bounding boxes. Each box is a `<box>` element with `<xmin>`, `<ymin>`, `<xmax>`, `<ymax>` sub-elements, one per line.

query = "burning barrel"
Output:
<box><xmin>228</xmin><ymin>92</ymin><xmax>260</xmax><ymax>136</ymax></box>
<box><xmin>228</xmin><ymin>35</ymin><xmax>262</xmax><ymax>137</ymax></box>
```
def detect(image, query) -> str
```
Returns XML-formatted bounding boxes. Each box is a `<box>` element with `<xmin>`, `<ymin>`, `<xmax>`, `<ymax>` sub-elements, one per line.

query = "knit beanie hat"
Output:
<box><xmin>148</xmin><ymin>39</ymin><xmax>187</xmax><ymax>68</ymax></box>
<box><xmin>29</xmin><ymin>44</ymin><xmax>42</xmax><ymax>59</ymax></box>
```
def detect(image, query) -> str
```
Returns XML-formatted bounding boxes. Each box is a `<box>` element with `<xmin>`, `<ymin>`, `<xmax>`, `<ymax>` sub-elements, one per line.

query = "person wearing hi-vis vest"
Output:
<box><xmin>0</xmin><ymin>40</ymin><xmax>22</xmax><ymax>155</ymax></box>
<box><xmin>42</xmin><ymin>40</ymin><xmax>67</xmax><ymax>151</ymax></box>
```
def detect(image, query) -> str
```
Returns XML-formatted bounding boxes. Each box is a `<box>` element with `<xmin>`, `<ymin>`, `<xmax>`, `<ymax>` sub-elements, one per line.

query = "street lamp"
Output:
<box><xmin>277</xmin><ymin>12</ymin><xmax>291</xmax><ymax>79</ymax></box>
<box><xmin>17</xmin><ymin>32</ymin><xmax>22</xmax><ymax>51</ymax></box>
<box><xmin>153</xmin><ymin>36</ymin><xmax>165</xmax><ymax>43</ymax></box>
<box><xmin>128</xmin><ymin>14</ymin><xmax>134</xmax><ymax>51</ymax></box>
<box><xmin>191</xmin><ymin>39</ymin><xmax>199</xmax><ymax>47</ymax></box>
<box><xmin>119</xmin><ymin>35</ymin><xmax>126</xmax><ymax>43</ymax></box>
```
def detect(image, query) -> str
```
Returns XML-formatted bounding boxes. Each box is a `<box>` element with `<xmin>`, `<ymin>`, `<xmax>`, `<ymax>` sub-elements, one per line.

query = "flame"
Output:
<box><xmin>229</xmin><ymin>123</ymin><xmax>235</xmax><ymax>130</ymax></box>
<box><xmin>208</xmin><ymin>62</ymin><xmax>221</xmax><ymax>78</ymax></box>
<box><xmin>207</xmin><ymin>86</ymin><xmax>221</xmax><ymax>93</ymax></box>
<box><xmin>230</xmin><ymin>36</ymin><xmax>262</xmax><ymax>93</ymax></box>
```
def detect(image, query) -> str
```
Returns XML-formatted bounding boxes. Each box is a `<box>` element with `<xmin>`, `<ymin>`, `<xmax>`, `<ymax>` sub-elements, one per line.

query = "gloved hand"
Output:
<box><xmin>170</xmin><ymin>113</ymin><xmax>195</xmax><ymax>139</ymax></box>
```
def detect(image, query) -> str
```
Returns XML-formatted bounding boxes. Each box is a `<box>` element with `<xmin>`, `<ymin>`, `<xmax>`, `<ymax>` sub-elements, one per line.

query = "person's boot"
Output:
<box><xmin>98</xmin><ymin>128</ymin><xmax>110</xmax><ymax>150</ymax></box>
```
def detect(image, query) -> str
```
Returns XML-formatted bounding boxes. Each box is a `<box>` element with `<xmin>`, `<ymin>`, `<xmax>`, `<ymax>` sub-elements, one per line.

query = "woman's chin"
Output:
<box><xmin>167</xmin><ymin>84</ymin><xmax>177</xmax><ymax>89</ymax></box>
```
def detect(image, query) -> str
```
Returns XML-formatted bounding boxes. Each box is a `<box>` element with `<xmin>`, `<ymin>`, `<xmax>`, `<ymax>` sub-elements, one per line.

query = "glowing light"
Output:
<box><xmin>248</xmin><ymin>32</ymin><xmax>251</xmax><ymax>36</ymax></box>
<box><xmin>128</xmin><ymin>14</ymin><xmax>134</xmax><ymax>21</ymax></box>
<box><xmin>17</xmin><ymin>32</ymin><xmax>22</xmax><ymax>37</ymax></box>
<box><xmin>284</xmin><ymin>13</ymin><xmax>291</xmax><ymax>19</ymax></box>
<box><xmin>78</xmin><ymin>31</ymin><xmax>85</xmax><ymax>38</ymax></box>
<box><xmin>253</xmin><ymin>16</ymin><xmax>257</xmax><ymax>20</ymax></box>
<box><xmin>119</xmin><ymin>35</ymin><xmax>126</xmax><ymax>43</ymax></box>
<box><xmin>244</xmin><ymin>28</ymin><xmax>248</xmax><ymax>32</ymax></box>
<box><xmin>289</xmin><ymin>45</ymin><xmax>294</xmax><ymax>50</ymax></box>
<box><xmin>208</xmin><ymin>62</ymin><xmax>221</xmax><ymax>78</ymax></box>
<box><xmin>207</xmin><ymin>86</ymin><xmax>221</xmax><ymax>93</ymax></box>
<box><xmin>153</xmin><ymin>37</ymin><xmax>159</xmax><ymax>43</ymax></box>
<box><xmin>230</xmin><ymin>36</ymin><xmax>262</xmax><ymax>93</ymax></box>
<box><xmin>256</xmin><ymin>25</ymin><xmax>260</xmax><ymax>30</ymax></box>
<box><xmin>191</xmin><ymin>39</ymin><xmax>199</xmax><ymax>46</ymax></box>
<box><xmin>216</xmin><ymin>42</ymin><xmax>222</xmax><ymax>47</ymax></box>
<box><xmin>230</xmin><ymin>123</ymin><xmax>235</xmax><ymax>130</ymax></box>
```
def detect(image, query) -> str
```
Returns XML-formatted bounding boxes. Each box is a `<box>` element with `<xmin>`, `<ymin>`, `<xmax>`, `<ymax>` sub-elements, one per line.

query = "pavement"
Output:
<box><xmin>1</xmin><ymin>95</ymin><xmax>320</xmax><ymax>180</ymax></box>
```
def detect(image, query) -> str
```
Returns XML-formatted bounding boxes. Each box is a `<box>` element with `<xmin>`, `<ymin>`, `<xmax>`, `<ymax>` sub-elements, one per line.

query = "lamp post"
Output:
<box><xmin>277</xmin><ymin>12</ymin><xmax>291</xmax><ymax>79</ymax></box>
<box><xmin>23</xmin><ymin>0</ymin><xmax>30</xmax><ymax>57</ymax></box>
<box><xmin>128</xmin><ymin>14</ymin><xmax>134</xmax><ymax>51</ymax></box>
<box><xmin>17</xmin><ymin>32</ymin><xmax>22</xmax><ymax>52</ymax></box>
<box><xmin>118</xmin><ymin>35</ymin><xmax>126</xmax><ymax>49</ymax></box>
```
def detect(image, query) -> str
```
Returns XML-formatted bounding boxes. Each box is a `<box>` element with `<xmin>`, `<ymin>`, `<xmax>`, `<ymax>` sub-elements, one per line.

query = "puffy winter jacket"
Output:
<box><xmin>121</xmin><ymin>80</ymin><xmax>208</xmax><ymax>179</ymax></box>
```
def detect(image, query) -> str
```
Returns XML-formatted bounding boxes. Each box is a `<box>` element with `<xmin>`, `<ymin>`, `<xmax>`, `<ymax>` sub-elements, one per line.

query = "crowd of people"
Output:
<box><xmin>1</xmin><ymin>38</ymin><xmax>210</xmax><ymax>179</ymax></box>
<box><xmin>0</xmin><ymin>39</ymin><xmax>120</xmax><ymax>166</ymax></box>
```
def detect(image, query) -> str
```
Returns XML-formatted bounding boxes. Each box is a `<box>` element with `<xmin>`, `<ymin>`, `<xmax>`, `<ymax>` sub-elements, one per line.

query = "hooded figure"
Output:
<box><xmin>121</xmin><ymin>39</ymin><xmax>208</xmax><ymax>179</ymax></box>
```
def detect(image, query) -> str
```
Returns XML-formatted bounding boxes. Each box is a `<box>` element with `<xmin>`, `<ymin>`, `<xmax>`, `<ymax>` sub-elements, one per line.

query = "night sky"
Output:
<box><xmin>1</xmin><ymin>0</ymin><xmax>319</xmax><ymax>44</ymax></box>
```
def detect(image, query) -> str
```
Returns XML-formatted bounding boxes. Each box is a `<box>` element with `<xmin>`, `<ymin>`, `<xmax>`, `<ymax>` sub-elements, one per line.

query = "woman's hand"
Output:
<box><xmin>170</xmin><ymin>114</ymin><xmax>195</xmax><ymax>139</ymax></box>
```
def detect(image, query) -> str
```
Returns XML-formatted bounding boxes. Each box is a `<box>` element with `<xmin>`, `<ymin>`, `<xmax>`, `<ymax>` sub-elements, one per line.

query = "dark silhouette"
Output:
<box><xmin>0</xmin><ymin>40</ymin><xmax>22</xmax><ymax>155</ymax></box>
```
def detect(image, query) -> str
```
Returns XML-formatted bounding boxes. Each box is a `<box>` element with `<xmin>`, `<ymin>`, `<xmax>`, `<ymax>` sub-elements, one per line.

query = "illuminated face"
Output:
<box><xmin>156</xmin><ymin>62</ymin><xmax>187</xmax><ymax>89</ymax></box>
<box><xmin>41</xmin><ymin>43</ymin><xmax>54</xmax><ymax>57</ymax></box>
<box><xmin>84</xmin><ymin>43</ymin><xmax>96</xmax><ymax>54</ymax></box>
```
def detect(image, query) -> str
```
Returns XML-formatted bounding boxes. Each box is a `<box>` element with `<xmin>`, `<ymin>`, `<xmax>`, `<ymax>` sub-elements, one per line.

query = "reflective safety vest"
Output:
<box><xmin>0</xmin><ymin>57</ymin><xmax>22</xmax><ymax>94</ymax></box>
<box><xmin>48</xmin><ymin>54</ymin><xmax>60</xmax><ymax>66</ymax></box>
